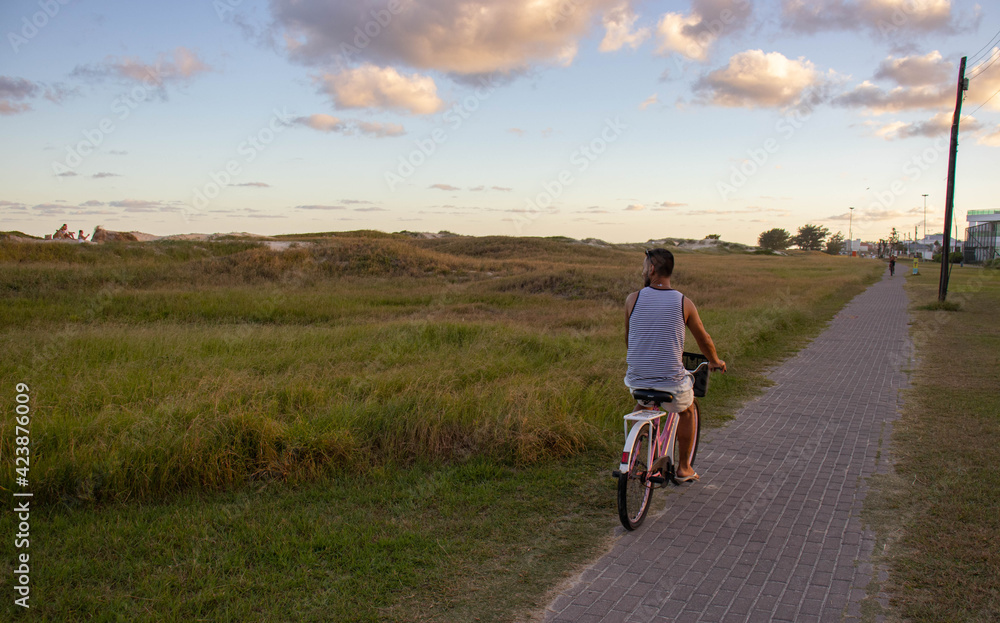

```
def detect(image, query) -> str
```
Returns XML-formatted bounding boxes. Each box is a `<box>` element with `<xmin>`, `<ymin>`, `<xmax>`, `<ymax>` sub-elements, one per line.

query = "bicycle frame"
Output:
<box><xmin>618</xmin><ymin>408</ymin><xmax>680</xmax><ymax>479</ymax></box>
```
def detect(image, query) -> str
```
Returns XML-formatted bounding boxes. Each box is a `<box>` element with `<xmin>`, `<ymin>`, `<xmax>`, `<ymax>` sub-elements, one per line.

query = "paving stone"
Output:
<box><xmin>544</xmin><ymin>274</ymin><xmax>907</xmax><ymax>622</ymax></box>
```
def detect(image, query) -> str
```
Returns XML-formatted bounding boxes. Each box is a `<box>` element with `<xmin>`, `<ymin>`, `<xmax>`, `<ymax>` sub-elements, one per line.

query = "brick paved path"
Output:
<box><xmin>545</xmin><ymin>272</ymin><xmax>909</xmax><ymax>622</ymax></box>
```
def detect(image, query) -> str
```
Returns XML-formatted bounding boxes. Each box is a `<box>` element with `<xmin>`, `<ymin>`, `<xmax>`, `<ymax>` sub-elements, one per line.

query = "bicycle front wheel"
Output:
<box><xmin>618</xmin><ymin>422</ymin><xmax>653</xmax><ymax>531</ymax></box>
<box><xmin>689</xmin><ymin>398</ymin><xmax>701</xmax><ymax>467</ymax></box>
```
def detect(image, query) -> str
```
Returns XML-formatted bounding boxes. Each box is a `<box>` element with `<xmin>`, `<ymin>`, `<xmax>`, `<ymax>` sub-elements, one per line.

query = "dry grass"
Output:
<box><xmin>862</xmin><ymin>266</ymin><xmax>1000</xmax><ymax>621</ymax></box>
<box><xmin>1</xmin><ymin>234</ymin><xmax>883</xmax><ymax>504</ymax></box>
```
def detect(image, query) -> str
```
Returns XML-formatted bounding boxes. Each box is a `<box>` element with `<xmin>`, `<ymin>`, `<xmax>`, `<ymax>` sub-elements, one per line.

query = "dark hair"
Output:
<box><xmin>645</xmin><ymin>248</ymin><xmax>674</xmax><ymax>277</ymax></box>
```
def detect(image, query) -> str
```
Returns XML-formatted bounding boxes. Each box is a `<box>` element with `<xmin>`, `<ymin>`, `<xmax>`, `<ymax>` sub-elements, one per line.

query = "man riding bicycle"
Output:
<box><xmin>625</xmin><ymin>248</ymin><xmax>726</xmax><ymax>482</ymax></box>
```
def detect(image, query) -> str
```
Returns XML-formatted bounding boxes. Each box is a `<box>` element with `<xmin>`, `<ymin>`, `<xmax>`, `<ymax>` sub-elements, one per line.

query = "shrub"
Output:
<box><xmin>931</xmin><ymin>251</ymin><xmax>964</xmax><ymax>263</ymax></box>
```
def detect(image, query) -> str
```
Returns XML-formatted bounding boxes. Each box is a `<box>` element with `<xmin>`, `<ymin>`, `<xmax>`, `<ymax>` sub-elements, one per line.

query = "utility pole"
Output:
<box><xmin>849</xmin><ymin>207</ymin><xmax>854</xmax><ymax>255</ymax></box>
<box><xmin>922</xmin><ymin>194</ymin><xmax>928</xmax><ymax>240</ymax></box>
<box><xmin>939</xmin><ymin>56</ymin><xmax>968</xmax><ymax>301</ymax></box>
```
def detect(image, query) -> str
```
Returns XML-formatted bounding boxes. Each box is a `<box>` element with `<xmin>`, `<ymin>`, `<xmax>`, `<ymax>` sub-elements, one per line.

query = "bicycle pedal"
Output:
<box><xmin>647</xmin><ymin>475</ymin><xmax>667</xmax><ymax>484</ymax></box>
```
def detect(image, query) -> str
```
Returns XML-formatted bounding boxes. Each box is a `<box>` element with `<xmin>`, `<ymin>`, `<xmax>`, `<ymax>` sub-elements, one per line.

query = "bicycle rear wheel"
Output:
<box><xmin>618</xmin><ymin>422</ymin><xmax>653</xmax><ymax>531</ymax></box>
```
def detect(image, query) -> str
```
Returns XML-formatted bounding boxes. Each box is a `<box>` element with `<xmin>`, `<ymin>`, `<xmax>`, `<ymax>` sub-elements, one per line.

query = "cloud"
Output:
<box><xmin>834</xmin><ymin>80</ymin><xmax>951</xmax><ymax>114</ymax></box>
<box><xmin>469</xmin><ymin>185</ymin><xmax>486</xmax><ymax>191</ymax></box>
<box><xmin>653</xmin><ymin>201</ymin><xmax>688</xmax><ymax>209</ymax></box>
<box><xmin>71</xmin><ymin>47</ymin><xmax>212</xmax><ymax>90</ymax></box>
<box><xmin>355</xmin><ymin>121</ymin><xmax>405</xmax><ymax>137</ymax></box>
<box><xmin>625</xmin><ymin>203</ymin><xmax>645</xmax><ymax>211</ymax></box>
<box><xmin>108</xmin><ymin>199</ymin><xmax>177</xmax><ymax>212</ymax></box>
<box><xmin>56</xmin><ymin>171</ymin><xmax>78</xmax><ymax>177</ymax></box>
<box><xmin>29</xmin><ymin>203</ymin><xmax>71</xmax><ymax>215</ymax></box>
<box><xmin>353</xmin><ymin>206</ymin><xmax>388</xmax><ymax>212</ymax></box>
<box><xmin>429</xmin><ymin>183</ymin><xmax>460</xmax><ymax>191</ymax></box>
<box><xmin>833</xmin><ymin>49</ymin><xmax>1000</xmax><ymax>117</ymax></box>
<box><xmin>826</xmin><ymin>208</ymin><xmax>913</xmax><ymax>221</ymax></box>
<box><xmin>293</xmin><ymin>114</ymin><xmax>405</xmax><ymax>137</ymax></box>
<box><xmin>639</xmin><ymin>93</ymin><xmax>659</xmax><ymax>110</ymax></box>
<box><xmin>655</xmin><ymin>0</ymin><xmax>753</xmax><ymax>61</ymax></box>
<box><xmin>782</xmin><ymin>0</ymin><xmax>959</xmax><ymax>35</ymax></box>
<box><xmin>341</xmin><ymin>199</ymin><xmax>374</xmax><ymax>204</ymax></box>
<box><xmin>81</xmin><ymin>200</ymin><xmax>106</xmax><ymax>206</ymax></box>
<box><xmin>108</xmin><ymin>150</ymin><xmax>128</xmax><ymax>155</ymax></box>
<box><xmin>294</xmin><ymin>114</ymin><xmax>345</xmax><ymax>132</ymax></box>
<box><xmin>318</xmin><ymin>65</ymin><xmax>442</xmax><ymax>114</ymax></box>
<box><xmin>508</xmin><ymin>127</ymin><xmax>526</xmax><ymax>137</ymax></box>
<box><xmin>0</xmin><ymin>75</ymin><xmax>76</xmax><ymax>115</ymax></box>
<box><xmin>978</xmin><ymin>126</ymin><xmax>1000</xmax><ymax>147</ymax></box>
<box><xmin>600</xmin><ymin>3</ymin><xmax>650</xmax><ymax>52</ymax></box>
<box><xmin>874</xmin><ymin>51</ymin><xmax>951</xmax><ymax>86</ymax></box>
<box><xmin>230</xmin><ymin>182</ymin><xmax>271</xmax><ymax>187</ymax></box>
<box><xmin>295</xmin><ymin>204</ymin><xmax>346</xmax><ymax>210</ymax></box>
<box><xmin>694</xmin><ymin>50</ymin><xmax>823</xmax><ymax>108</ymax></box>
<box><xmin>0</xmin><ymin>76</ymin><xmax>39</xmax><ymax>115</ymax></box>
<box><xmin>270</xmin><ymin>0</ymin><xmax>621</xmax><ymax>75</ymax></box>
<box><xmin>874</xmin><ymin>112</ymin><xmax>981</xmax><ymax>140</ymax></box>
<box><xmin>91</xmin><ymin>172</ymin><xmax>121</xmax><ymax>178</ymax></box>
<box><xmin>492</xmin><ymin>186</ymin><xmax>512</xmax><ymax>191</ymax></box>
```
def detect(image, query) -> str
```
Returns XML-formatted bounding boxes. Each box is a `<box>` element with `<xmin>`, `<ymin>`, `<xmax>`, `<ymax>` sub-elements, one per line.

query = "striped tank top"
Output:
<box><xmin>624</xmin><ymin>287</ymin><xmax>692</xmax><ymax>391</ymax></box>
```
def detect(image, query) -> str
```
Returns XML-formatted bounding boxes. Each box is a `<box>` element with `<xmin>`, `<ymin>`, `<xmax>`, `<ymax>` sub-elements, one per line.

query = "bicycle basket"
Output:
<box><xmin>682</xmin><ymin>351</ymin><xmax>710</xmax><ymax>398</ymax></box>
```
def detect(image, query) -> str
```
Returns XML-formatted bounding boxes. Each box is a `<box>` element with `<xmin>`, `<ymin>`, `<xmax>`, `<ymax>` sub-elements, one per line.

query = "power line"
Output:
<box><xmin>963</xmin><ymin>85</ymin><xmax>1000</xmax><ymax>121</ymax></box>
<box><xmin>968</xmin><ymin>50</ymin><xmax>1000</xmax><ymax>81</ymax></box>
<box><xmin>969</xmin><ymin>27</ymin><xmax>1000</xmax><ymax>65</ymax></box>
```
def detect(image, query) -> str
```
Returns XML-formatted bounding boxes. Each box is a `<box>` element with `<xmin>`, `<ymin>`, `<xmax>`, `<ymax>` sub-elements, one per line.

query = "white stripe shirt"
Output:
<box><xmin>625</xmin><ymin>287</ymin><xmax>692</xmax><ymax>392</ymax></box>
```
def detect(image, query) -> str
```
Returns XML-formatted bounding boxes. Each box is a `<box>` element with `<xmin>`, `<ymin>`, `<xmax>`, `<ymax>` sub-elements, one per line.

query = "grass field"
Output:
<box><xmin>1</xmin><ymin>234</ymin><xmax>884</xmax><ymax>621</ymax></box>
<box><xmin>863</xmin><ymin>264</ymin><xmax>1000</xmax><ymax>622</ymax></box>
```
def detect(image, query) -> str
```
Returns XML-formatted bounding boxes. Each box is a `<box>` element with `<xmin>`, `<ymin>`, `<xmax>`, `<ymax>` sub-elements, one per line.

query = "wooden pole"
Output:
<box><xmin>939</xmin><ymin>56</ymin><xmax>968</xmax><ymax>301</ymax></box>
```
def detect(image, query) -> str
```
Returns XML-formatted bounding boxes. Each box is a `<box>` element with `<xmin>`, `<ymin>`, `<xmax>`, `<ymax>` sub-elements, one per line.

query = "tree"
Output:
<box><xmin>825</xmin><ymin>231</ymin><xmax>845</xmax><ymax>255</ymax></box>
<box><xmin>792</xmin><ymin>224</ymin><xmax>829</xmax><ymax>251</ymax></box>
<box><xmin>704</xmin><ymin>234</ymin><xmax>721</xmax><ymax>240</ymax></box>
<box><xmin>757</xmin><ymin>228</ymin><xmax>792</xmax><ymax>251</ymax></box>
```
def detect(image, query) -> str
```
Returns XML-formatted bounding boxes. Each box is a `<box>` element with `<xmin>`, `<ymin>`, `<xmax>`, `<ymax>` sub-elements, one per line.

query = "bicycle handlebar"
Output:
<box><xmin>688</xmin><ymin>360</ymin><xmax>725</xmax><ymax>373</ymax></box>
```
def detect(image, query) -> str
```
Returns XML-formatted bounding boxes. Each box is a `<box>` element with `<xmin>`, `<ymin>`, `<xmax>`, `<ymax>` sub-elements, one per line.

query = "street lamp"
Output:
<box><xmin>849</xmin><ymin>207</ymin><xmax>855</xmax><ymax>254</ymax></box>
<box><xmin>922</xmin><ymin>194</ymin><xmax>928</xmax><ymax>241</ymax></box>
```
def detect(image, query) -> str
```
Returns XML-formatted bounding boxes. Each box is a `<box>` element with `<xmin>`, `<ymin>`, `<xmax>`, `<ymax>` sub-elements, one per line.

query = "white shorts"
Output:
<box><xmin>631</xmin><ymin>387</ymin><xmax>694</xmax><ymax>413</ymax></box>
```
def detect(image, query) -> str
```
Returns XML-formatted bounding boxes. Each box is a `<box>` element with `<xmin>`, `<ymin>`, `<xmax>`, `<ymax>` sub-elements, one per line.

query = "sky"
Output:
<box><xmin>1</xmin><ymin>0</ymin><xmax>998</xmax><ymax>246</ymax></box>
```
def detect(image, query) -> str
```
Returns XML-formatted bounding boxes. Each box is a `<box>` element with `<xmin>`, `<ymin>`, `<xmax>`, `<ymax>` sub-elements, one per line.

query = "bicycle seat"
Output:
<box><xmin>631</xmin><ymin>389</ymin><xmax>676</xmax><ymax>408</ymax></box>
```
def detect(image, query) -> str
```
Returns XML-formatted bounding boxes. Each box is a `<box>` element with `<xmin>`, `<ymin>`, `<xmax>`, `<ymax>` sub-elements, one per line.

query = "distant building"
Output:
<box><xmin>965</xmin><ymin>210</ymin><xmax>1000</xmax><ymax>263</ymax></box>
<box><xmin>844</xmin><ymin>239</ymin><xmax>874</xmax><ymax>255</ymax></box>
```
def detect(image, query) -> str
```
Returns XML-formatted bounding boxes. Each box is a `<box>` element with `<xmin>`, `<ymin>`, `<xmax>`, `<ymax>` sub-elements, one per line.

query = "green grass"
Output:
<box><xmin>863</xmin><ymin>265</ymin><xmax>1000</xmax><ymax>621</ymax></box>
<box><xmin>0</xmin><ymin>235</ymin><xmax>885</xmax><ymax>620</ymax></box>
<box><xmin>3</xmin><ymin>456</ymin><xmax>617</xmax><ymax>622</ymax></box>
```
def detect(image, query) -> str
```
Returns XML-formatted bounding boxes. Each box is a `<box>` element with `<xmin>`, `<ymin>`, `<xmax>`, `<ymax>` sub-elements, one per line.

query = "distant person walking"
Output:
<box><xmin>889</xmin><ymin>255</ymin><xmax>896</xmax><ymax>277</ymax></box>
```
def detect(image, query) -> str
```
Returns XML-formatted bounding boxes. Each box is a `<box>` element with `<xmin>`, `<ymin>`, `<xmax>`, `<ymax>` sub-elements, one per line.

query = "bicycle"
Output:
<box><xmin>612</xmin><ymin>353</ymin><xmax>710</xmax><ymax>531</ymax></box>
